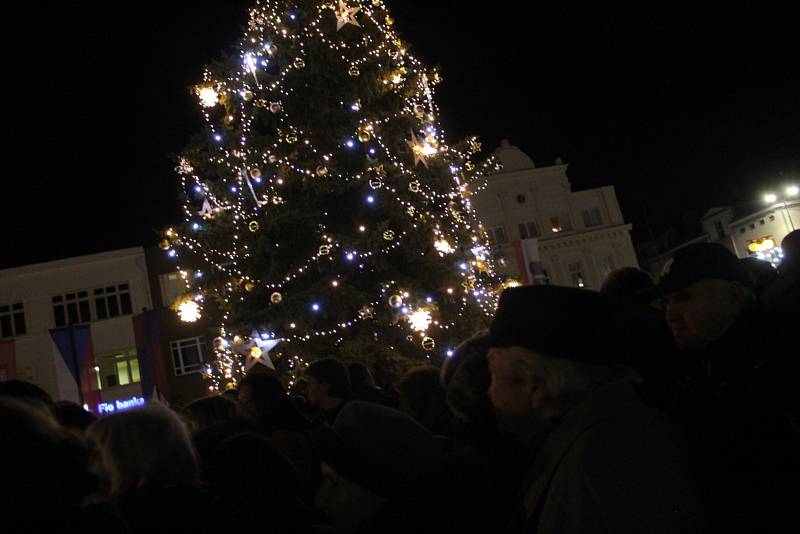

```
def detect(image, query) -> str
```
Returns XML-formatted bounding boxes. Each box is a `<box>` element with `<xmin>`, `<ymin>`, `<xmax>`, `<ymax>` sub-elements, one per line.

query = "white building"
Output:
<box><xmin>472</xmin><ymin>141</ymin><xmax>639</xmax><ymax>290</ymax></box>
<box><xmin>0</xmin><ymin>247</ymin><xmax>209</xmax><ymax>410</ymax></box>
<box><xmin>728</xmin><ymin>200</ymin><xmax>798</xmax><ymax>265</ymax></box>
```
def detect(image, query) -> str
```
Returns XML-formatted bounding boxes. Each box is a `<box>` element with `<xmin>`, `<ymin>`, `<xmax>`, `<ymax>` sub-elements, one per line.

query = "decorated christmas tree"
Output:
<box><xmin>165</xmin><ymin>0</ymin><xmax>506</xmax><ymax>390</ymax></box>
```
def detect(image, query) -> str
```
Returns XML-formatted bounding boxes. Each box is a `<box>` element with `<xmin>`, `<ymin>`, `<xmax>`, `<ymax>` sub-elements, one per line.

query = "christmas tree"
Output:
<box><xmin>165</xmin><ymin>0</ymin><xmax>505</xmax><ymax>390</ymax></box>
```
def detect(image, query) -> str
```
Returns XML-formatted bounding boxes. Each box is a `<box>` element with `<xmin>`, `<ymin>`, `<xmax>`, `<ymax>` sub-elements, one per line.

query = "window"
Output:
<box><xmin>749</xmin><ymin>223</ymin><xmax>756</xmax><ymax>230</ymax></box>
<box><xmin>53</xmin><ymin>291</ymin><xmax>91</xmax><ymax>327</ymax></box>
<box><xmin>488</xmin><ymin>226</ymin><xmax>509</xmax><ymax>245</ymax></box>
<box><xmin>714</xmin><ymin>221</ymin><xmax>725</xmax><ymax>239</ymax></box>
<box><xmin>550</xmin><ymin>215</ymin><xmax>575</xmax><ymax>232</ymax></box>
<box><xmin>759</xmin><ymin>219</ymin><xmax>765</xmax><ymax>226</ymax></box>
<box><xmin>582</xmin><ymin>208</ymin><xmax>603</xmax><ymax>227</ymax></box>
<box><xmin>568</xmin><ymin>262</ymin><xmax>586</xmax><ymax>288</ymax></box>
<box><xmin>170</xmin><ymin>337</ymin><xmax>206</xmax><ymax>376</ymax></box>
<box><xmin>598</xmin><ymin>255</ymin><xmax>616</xmax><ymax>279</ymax></box>
<box><xmin>516</xmin><ymin>194</ymin><xmax>526</xmax><ymax>204</ymax></box>
<box><xmin>518</xmin><ymin>221</ymin><xmax>540</xmax><ymax>239</ymax></box>
<box><xmin>739</xmin><ymin>227</ymin><xmax>745</xmax><ymax>234</ymax></box>
<box><xmin>94</xmin><ymin>284</ymin><xmax>132</xmax><ymax>320</ymax></box>
<box><xmin>96</xmin><ymin>349</ymin><xmax>140</xmax><ymax>389</ymax></box>
<box><xmin>769</xmin><ymin>215</ymin><xmax>775</xmax><ymax>222</ymax></box>
<box><xmin>0</xmin><ymin>303</ymin><xmax>26</xmax><ymax>338</ymax></box>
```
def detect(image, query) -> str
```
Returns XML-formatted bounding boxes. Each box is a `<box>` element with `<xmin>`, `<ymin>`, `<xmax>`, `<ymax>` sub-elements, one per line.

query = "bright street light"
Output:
<box><xmin>786</xmin><ymin>185</ymin><xmax>799</xmax><ymax>197</ymax></box>
<box><xmin>764</xmin><ymin>193</ymin><xmax>778</xmax><ymax>203</ymax></box>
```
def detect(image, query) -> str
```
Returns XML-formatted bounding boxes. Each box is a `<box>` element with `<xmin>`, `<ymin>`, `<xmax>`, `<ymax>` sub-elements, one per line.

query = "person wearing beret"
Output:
<box><xmin>487</xmin><ymin>285</ymin><xmax>706</xmax><ymax>533</ymax></box>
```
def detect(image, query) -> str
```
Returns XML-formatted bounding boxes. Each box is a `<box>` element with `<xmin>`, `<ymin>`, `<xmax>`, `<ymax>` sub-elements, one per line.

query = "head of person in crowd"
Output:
<box><xmin>654</xmin><ymin>243</ymin><xmax>755</xmax><ymax>349</ymax></box>
<box><xmin>440</xmin><ymin>330</ymin><xmax>494</xmax><ymax>426</ymax></box>
<box><xmin>86</xmin><ymin>404</ymin><xmax>198</xmax><ymax>500</ymax></box>
<box><xmin>1</xmin><ymin>397</ymin><xmax>94</xmax><ymax>525</ymax></box>
<box><xmin>394</xmin><ymin>365</ymin><xmax>453</xmax><ymax>435</ymax></box>
<box><xmin>347</xmin><ymin>362</ymin><xmax>375</xmax><ymax>392</ymax></box>
<box><xmin>304</xmin><ymin>358</ymin><xmax>351</xmax><ymax>412</ymax></box>
<box><xmin>52</xmin><ymin>400</ymin><xmax>96</xmax><ymax>433</ymax></box>
<box><xmin>486</xmin><ymin>286</ymin><xmax>634</xmax><ymax>445</ymax></box>
<box><xmin>314</xmin><ymin>401</ymin><xmax>444</xmax><ymax>533</ymax></box>
<box><xmin>739</xmin><ymin>257</ymin><xmax>779</xmax><ymax>293</ymax></box>
<box><xmin>0</xmin><ymin>379</ymin><xmax>54</xmax><ymax>414</ymax></box>
<box><xmin>220</xmin><ymin>387</ymin><xmax>239</xmax><ymax>403</ymax></box>
<box><xmin>600</xmin><ymin>267</ymin><xmax>656</xmax><ymax>306</ymax></box>
<box><xmin>183</xmin><ymin>394</ymin><xmax>238</xmax><ymax>433</ymax></box>
<box><xmin>778</xmin><ymin>229</ymin><xmax>800</xmax><ymax>275</ymax></box>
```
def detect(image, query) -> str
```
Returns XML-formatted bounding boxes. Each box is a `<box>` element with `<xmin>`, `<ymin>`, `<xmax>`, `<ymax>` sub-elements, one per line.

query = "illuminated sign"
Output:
<box><xmin>97</xmin><ymin>396</ymin><xmax>145</xmax><ymax>414</ymax></box>
<box><xmin>747</xmin><ymin>236</ymin><xmax>776</xmax><ymax>253</ymax></box>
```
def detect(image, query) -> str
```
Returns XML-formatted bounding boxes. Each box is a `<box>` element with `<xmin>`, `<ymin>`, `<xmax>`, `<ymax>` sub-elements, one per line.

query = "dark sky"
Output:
<box><xmin>2</xmin><ymin>2</ymin><xmax>798</xmax><ymax>269</ymax></box>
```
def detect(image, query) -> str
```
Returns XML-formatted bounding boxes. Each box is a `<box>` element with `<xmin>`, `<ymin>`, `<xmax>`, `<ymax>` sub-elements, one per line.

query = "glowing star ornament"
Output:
<box><xmin>408</xmin><ymin>309</ymin><xmax>432</xmax><ymax>332</ymax></box>
<box><xmin>408</xmin><ymin>180</ymin><xmax>421</xmax><ymax>193</ymax></box>
<box><xmin>174</xmin><ymin>297</ymin><xmax>202</xmax><ymax>323</ymax></box>
<box><xmin>358</xmin><ymin>306</ymin><xmax>375</xmax><ymax>319</ymax></box>
<box><xmin>198</xmin><ymin>198</ymin><xmax>214</xmax><ymax>219</ymax></box>
<box><xmin>383</xmin><ymin>230</ymin><xmax>395</xmax><ymax>241</ymax></box>
<box><xmin>422</xmin><ymin>337</ymin><xmax>435</xmax><ymax>351</ymax></box>
<box><xmin>434</xmin><ymin>239</ymin><xmax>455</xmax><ymax>255</ymax></box>
<box><xmin>237</xmin><ymin>331</ymin><xmax>279</xmax><ymax>371</ymax></box>
<box><xmin>335</xmin><ymin>0</ymin><xmax>361</xmax><ymax>31</ymax></box>
<box><xmin>197</xmin><ymin>86</ymin><xmax>219</xmax><ymax>108</ymax></box>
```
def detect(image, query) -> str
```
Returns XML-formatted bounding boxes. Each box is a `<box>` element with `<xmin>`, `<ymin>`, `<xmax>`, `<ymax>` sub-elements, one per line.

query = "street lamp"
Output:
<box><xmin>764</xmin><ymin>184</ymin><xmax>797</xmax><ymax>231</ymax></box>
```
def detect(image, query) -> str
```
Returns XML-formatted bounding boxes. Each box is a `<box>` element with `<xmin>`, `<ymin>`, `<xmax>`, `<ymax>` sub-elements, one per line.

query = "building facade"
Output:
<box><xmin>0</xmin><ymin>247</ymin><xmax>210</xmax><ymax>411</ymax></box>
<box><xmin>472</xmin><ymin>141</ymin><xmax>639</xmax><ymax>290</ymax></box>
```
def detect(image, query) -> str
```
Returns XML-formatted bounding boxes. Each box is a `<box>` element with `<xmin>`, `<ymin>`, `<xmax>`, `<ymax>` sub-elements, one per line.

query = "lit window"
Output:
<box><xmin>97</xmin><ymin>349</ymin><xmax>140</xmax><ymax>389</ymax></box>
<box><xmin>568</xmin><ymin>262</ymin><xmax>586</xmax><ymax>288</ymax></box>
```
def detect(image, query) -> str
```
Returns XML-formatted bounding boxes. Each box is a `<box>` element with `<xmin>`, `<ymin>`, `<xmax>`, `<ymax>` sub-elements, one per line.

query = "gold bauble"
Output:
<box><xmin>223</xmin><ymin>114</ymin><xmax>236</xmax><ymax>125</ymax></box>
<box><xmin>388</xmin><ymin>294</ymin><xmax>403</xmax><ymax>308</ymax></box>
<box><xmin>243</xmin><ymin>90</ymin><xmax>254</xmax><ymax>102</ymax></box>
<box><xmin>250</xmin><ymin>168</ymin><xmax>262</xmax><ymax>179</ymax></box>
<box><xmin>316</xmin><ymin>165</ymin><xmax>328</xmax><ymax>177</ymax></box>
<box><xmin>372</xmin><ymin>0</ymin><xmax>381</xmax><ymax>5</ymax></box>
<box><xmin>294</xmin><ymin>58</ymin><xmax>306</xmax><ymax>68</ymax></box>
<box><xmin>269</xmin><ymin>102</ymin><xmax>282</xmax><ymax>113</ymax></box>
<box><xmin>385</xmin><ymin>15</ymin><xmax>394</xmax><ymax>26</ymax></box>
<box><xmin>244</xmin><ymin>282</ymin><xmax>256</xmax><ymax>292</ymax></box>
<box><xmin>233</xmin><ymin>335</ymin><xmax>244</xmax><ymax>345</ymax></box>
<box><xmin>270</xmin><ymin>292</ymin><xmax>283</xmax><ymax>304</ymax></box>
<box><xmin>249</xmin><ymin>347</ymin><xmax>262</xmax><ymax>359</ymax></box>
<box><xmin>409</xmin><ymin>180</ymin><xmax>421</xmax><ymax>193</ymax></box>
<box><xmin>422</xmin><ymin>337</ymin><xmax>435</xmax><ymax>351</ymax></box>
<box><xmin>255</xmin><ymin>99</ymin><xmax>267</xmax><ymax>108</ymax></box>
<box><xmin>248</xmin><ymin>221</ymin><xmax>260</xmax><ymax>232</ymax></box>
<box><xmin>413</xmin><ymin>104</ymin><xmax>425</xmax><ymax>118</ymax></box>
<box><xmin>348</xmin><ymin>65</ymin><xmax>360</xmax><ymax>76</ymax></box>
<box><xmin>383</xmin><ymin>230</ymin><xmax>395</xmax><ymax>241</ymax></box>
<box><xmin>357</xmin><ymin>128</ymin><xmax>371</xmax><ymax>143</ymax></box>
<box><xmin>159</xmin><ymin>239</ymin><xmax>171</xmax><ymax>250</ymax></box>
<box><xmin>225</xmin><ymin>382</ymin><xmax>236</xmax><ymax>391</ymax></box>
<box><xmin>406</xmin><ymin>206</ymin><xmax>416</xmax><ymax>216</ymax></box>
<box><xmin>268</xmin><ymin>154</ymin><xmax>278</xmax><ymax>164</ymax></box>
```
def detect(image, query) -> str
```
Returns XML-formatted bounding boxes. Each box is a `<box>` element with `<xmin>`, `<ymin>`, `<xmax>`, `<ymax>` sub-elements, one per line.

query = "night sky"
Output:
<box><xmin>3</xmin><ymin>2</ymin><xmax>798</xmax><ymax>269</ymax></box>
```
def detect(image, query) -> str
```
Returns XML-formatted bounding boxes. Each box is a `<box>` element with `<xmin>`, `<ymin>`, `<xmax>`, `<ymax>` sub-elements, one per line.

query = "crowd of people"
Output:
<box><xmin>2</xmin><ymin>231</ymin><xmax>798</xmax><ymax>533</ymax></box>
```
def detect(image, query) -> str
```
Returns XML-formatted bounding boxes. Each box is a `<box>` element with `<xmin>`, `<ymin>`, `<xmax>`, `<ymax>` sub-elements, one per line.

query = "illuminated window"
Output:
<box><xmin>568</xmin><ymin>262</ymin><xmax>586</xmax><ymax>288</ymax></box>
<box><xmin>97</xmin><ymin>349</ymin><xmax>140</xmax><ymax>389</ymax></box>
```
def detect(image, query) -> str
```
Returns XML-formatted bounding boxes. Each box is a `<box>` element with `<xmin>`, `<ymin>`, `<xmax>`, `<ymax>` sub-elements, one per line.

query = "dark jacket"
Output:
<box><xmin>510</xmin><ymin>380</ymin><xmax>706</xmax><ymax>533</ymax></box>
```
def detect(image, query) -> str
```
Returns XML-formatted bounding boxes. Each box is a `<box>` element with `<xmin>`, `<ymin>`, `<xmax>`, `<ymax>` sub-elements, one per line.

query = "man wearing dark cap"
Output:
<box><xmin>487</xmin><ymin>285</ymin><xmax>705</xmax><ymax>533</ymax></box>
<box><xmin>653</xmin><ymin>243</ymin><xmax>799</xmax><ymax>531</ymax></box>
